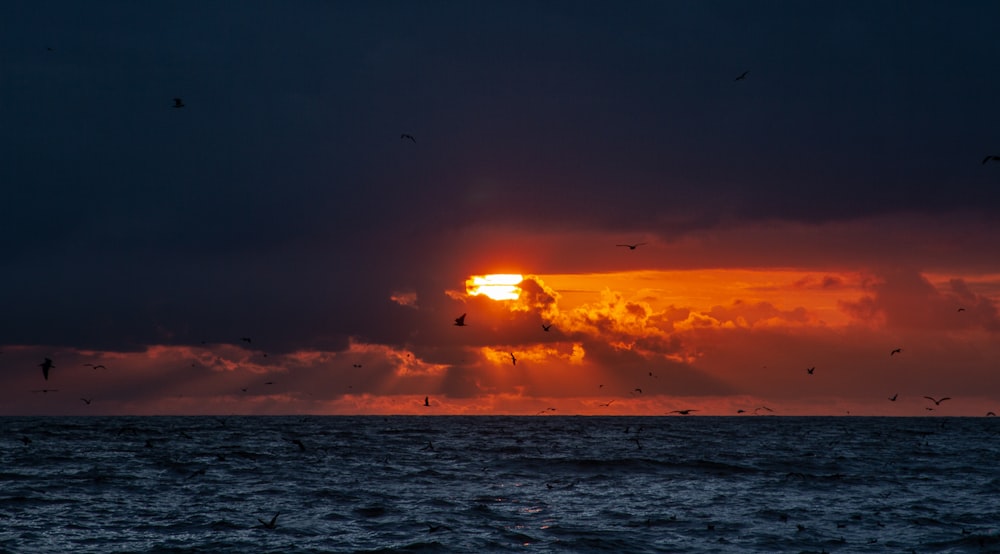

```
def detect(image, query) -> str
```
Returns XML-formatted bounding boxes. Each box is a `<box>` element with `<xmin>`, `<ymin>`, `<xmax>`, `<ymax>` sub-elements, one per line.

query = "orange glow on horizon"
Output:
<box><xmin>466</xmin><ymin>274</ymin><xmax>524</xmax><ymax>301</ymax></box>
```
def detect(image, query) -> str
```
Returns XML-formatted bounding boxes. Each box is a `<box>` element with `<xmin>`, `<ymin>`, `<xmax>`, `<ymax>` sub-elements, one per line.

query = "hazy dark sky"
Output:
<box><xmin>2</xmin><ymin>1</ymin><xmax>999</xmax><ymax>415</ymax></box>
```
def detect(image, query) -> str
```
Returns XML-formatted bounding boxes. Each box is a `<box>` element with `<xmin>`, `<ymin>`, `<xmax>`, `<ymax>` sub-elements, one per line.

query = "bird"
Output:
<box><xmin>890</xmin><ymin>348</ymin><xmax>902</xmax><ymax>356</ymax></box>
<box><xmin>541</xmin><ymin>323</ymin><xmax>552</xmax><ymax>332</ymax></box>
<box><xmin>454</xmin><ymin>313</ymin><xmax>467</xmax><ymax>326</ymax></box>
<box><xmin>39</xmin><ymin>358</ymin><xmax>54</xmax><ymax>380</ymax></box>
<box><xmin>669</xmin><ymin>409</ymin><xmax>698</xmax><ymax>415</ymax></box>
<box><xmin>888</xmin><ymin>393</ymin><xmax>898</xmax><ymax>402</ymax></box>
<box><xmin>80</xmin><ymin>397</ymin><xmax>92</xmax><ymax>405</ymax></box>
<box><xmin>806</xmin><ymin>366</ymin><xmax>815</xmax><ymax>375</ymax></box>
<box><xmin>257</xmin><ymin>512</ymin><xmax>279</xmax><ymax>529</ymax></box>
<box><xmin>172</xmin><ymin>98</ymin><xmax>184</xmax><ymax>108</ymax></box>
<box><xmin>509</xmin><ymin>352</ymin><xmax>517</xmax><ymax>366</ymax></box>
<box><xmin>923</xmin><ymin>396</ymin><xmax>951</xmax><ymax>406</ymax></box>
<box><xmin>982</xmin><ymin>155</ymin><xmax>1000</xmax><ymax>164</ymax></box>
<box><xmin>735</xmin><ymin>70</ymin><xmax>749</xmax><ymax>81</ymax></box>
<box><xmin>400</xmin><ymin>133</ymin><xmax>416</xmax><ymax>143</ymax></box>
<box><xmin>616</xmin><ymin>243</ymin><xmax>646</xmax><ymax>250</ymax></box>
<box><xmin>424</xmin><ymin>396</ymin><xmax>430</xmax><ymax>407</ymax></box>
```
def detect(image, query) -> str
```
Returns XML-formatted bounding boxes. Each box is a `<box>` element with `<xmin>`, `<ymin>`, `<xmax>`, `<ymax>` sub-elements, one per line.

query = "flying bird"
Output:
<box><xmin>454</xmin><ymin>313</ymin><xmax>467</xmax><ymax>326</ymax></box>
<box><xmin>509</xmin><ymin>352</ymin><xmax>517</xmax><ymax>366</ymax></box>
<box><xmin>890</xmin><ymin>348</ymin><xmax>902</xmax><ymax>356</ymax></box>
<box><xmin>257</xmin><ymin>512</ymin><xmax>279</xmax><ymax>529</ymax></box>
<box><xmin>888</xmin><ymin>393</ymin><xmax>898</xmax><ymax>402</ymax></box>
<box><xmin>982</xmin><ymin>155</ymin><xmax>1000</xmax><ymax>164</ymax></box>
<box><xmin>400</xmin><ymin>133</ymin><xmax>416</xmax><ymax>143</ymax></box>
<box><xmin>735</xmin><ymin>71</ymin><xmax>749</xmax><ymax>81</ymax></box>
<box><xmin>616</xmin><ymin>243</ymin><xmax>646</xmax><ymax>250</ymax></box>
<box><xmin>39</xmin><ymin>358</ymin><xmax>54</xmax><ymax>380</ymax></box>
<box><xmin>923</xmin><ymin>396</ymin><xmax>951</xmax><ymax>406</ymax></box>
<box><xmin>172</xmin><ymin>98</ymin><xmax>184</xmax><ymax>108</ymax></box>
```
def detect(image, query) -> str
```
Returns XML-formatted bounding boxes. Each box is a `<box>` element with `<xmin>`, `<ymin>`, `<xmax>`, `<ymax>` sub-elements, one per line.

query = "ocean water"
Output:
<box><xmin>1</xmin><ymin>416</ymin><xmax>999</xmax><ymax>553</ymax></box>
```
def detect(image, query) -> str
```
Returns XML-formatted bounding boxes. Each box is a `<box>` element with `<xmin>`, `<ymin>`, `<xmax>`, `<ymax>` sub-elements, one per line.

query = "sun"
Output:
<box><xmin>466</xmin><ymin>274</ymin><xmax>523</xmax><ymax>301</ymax></box>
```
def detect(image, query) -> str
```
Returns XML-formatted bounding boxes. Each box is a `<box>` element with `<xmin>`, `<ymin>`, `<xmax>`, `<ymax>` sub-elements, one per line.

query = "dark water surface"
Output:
<box><xmin>2</xmin><ymin>416</ymin><xmax>999</xmax><ymax>553</ymax></box>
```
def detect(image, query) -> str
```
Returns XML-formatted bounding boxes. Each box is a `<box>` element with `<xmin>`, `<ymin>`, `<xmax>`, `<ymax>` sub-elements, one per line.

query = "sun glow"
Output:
<box><xmin>467</xmin><ymin>274</ymin><xmax>524</xmax><ymax>301</ymax></box>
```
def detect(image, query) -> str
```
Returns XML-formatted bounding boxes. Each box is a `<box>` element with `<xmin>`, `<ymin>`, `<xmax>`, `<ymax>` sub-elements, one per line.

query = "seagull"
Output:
<box><xmin>401</xmin><ymin>133</ymin><xmax>416</xmax><ymax>143</ymax></box>
<box><xmin>509</xmin><ymin>352</ymin><xmax>517</xmax><ymax>366</ymax></box>
<box><xmin>39</xmin><ymin>358</ymin><xmax>54</xmax><ymax>380</ymax></box>
<box><xmin>735</xmin><ymin>70</ymin><xmax>749</xmax><ymax>81</ymax></box>
<box><xmin>173</xmin><ymin>98</ymin><xmax>184</xmax><ymax>108</ymax></box>
<box><xmin>257</xmin><ymin>512</ymin><xmax>279</xmax><ymax>529</ymax></box>
<box><xmin>923</xmin><ymin>396</ymin><xmax>951</xmax><ymax>406</ymax></box>
<box><xmin>616</xmin><ymin>243</ymin><xmax>646</xmax><ymax>250</ymax></box>
<box><xmin>454</xmin><ymin>313</ymin><xmax>467</xmax><ymax>326</ymax></box>
<box><xmin>888</xmin><ymin>393</ymin><xmax>898</xmax><ymax>402</ymax></box>
<box><xmin>669</xmin><ymin>409</ymin><xmax>698</xmax><ymax>415</ymax></box>
<box><xmin>80</xmin><ymin>397</ymin><xmax>92</xmax><ymax>405</ymax></box>
<box><xmin>982</xmin><ymin>155</ymin><xmax>1000</xmax><ymax>164</ymax></box>
<box><xmin>541</xmin><ymin>323</ymin><xmax>552</xmax><ymax>332</ymax></box>
<box><xmin>890</xmin><ymin>348</ymin><xmax>902</xmax><ymax>356</ymax></box>
<box><xmin>806</xmin><ymin>366</ymin><xmax>815</xmax><ymax>375</ymax></box>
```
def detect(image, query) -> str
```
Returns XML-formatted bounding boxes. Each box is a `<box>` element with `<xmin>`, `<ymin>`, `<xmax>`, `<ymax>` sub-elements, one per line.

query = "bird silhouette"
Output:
<box><xmin>541</xmin><ymin>323</ymin><xmax>552</xmax><ymax>332</ymax></box>
<box><xmin>735</xmin><ymin>71</ymin><xmax>749</xmax><ymax>81</ymax></box>
<box><xmin>173</xmin><ymin>98</ymin><xmax>184</xmax><ymax>108</ymax></box>
<box><xmin>454</xmin><ymin>313</ymin><xmax>467</xmax><ymax>326</ymax></box>
<box><xmin>982</xmin><ymin>155</ymin><xmax>1000</xmax><ymax>164</ymax></box>
<box><xmin>39</xmin><ymin>358</ymin><xmax>54</xmax><ymax>380</ymax></box>
<box><xmin>509</xmin><ymin>352</ymin><xmax>517</xmax><ymax>366</ymax></box>
<box><xmin>257</xmin><ymin>512</ymin><xmax>279</xmax><ymax>529</ymax></box>
<box><xmin>888</xmin><ymin>393</ymin><xmax>898</xmax><ymax>402</ymax></box>
<box><xmin>890</xmin><ymin>348</ymin><xmax>902</xmax><ymax>356</ymax></box>
<box><xmin>806</xmin><ymin>366</ymin><xmax>815</xmax><ymax>375</ymax></box>
<box><xmin>923</xmin><ymin>396</ymin><xmax>951</xmax><ymax>406</ymax></box>
<box><xmin>401</xmin><ymin>134</ymin><xmax>416</xmax><ymax>143</ymax></box>
<box><xmin>616</xmin><ymin>243</ymin><xmax>646</xmax><ymax>250</ymax></box>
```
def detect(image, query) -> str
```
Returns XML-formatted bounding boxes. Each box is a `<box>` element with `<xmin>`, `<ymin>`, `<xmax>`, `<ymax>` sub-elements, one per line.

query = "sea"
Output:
<box><xmin>1</xmin><ymin>416</ymin><xmax>998</xmax><ymax>553</ymax></box>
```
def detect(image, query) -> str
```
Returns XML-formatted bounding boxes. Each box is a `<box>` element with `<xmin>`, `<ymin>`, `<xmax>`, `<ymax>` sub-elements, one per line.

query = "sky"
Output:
<box><xmin>2</xmin><ymin>1</ymin><xmax>999</xmax><ymax>416</ymax></box>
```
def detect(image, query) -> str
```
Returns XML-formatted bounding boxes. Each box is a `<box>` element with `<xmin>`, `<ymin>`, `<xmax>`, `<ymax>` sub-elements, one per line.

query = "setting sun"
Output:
<box><xmin>466</xmin><ymin>274</ymin><xmax>524</xmax><ymax>301</ymax></box>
